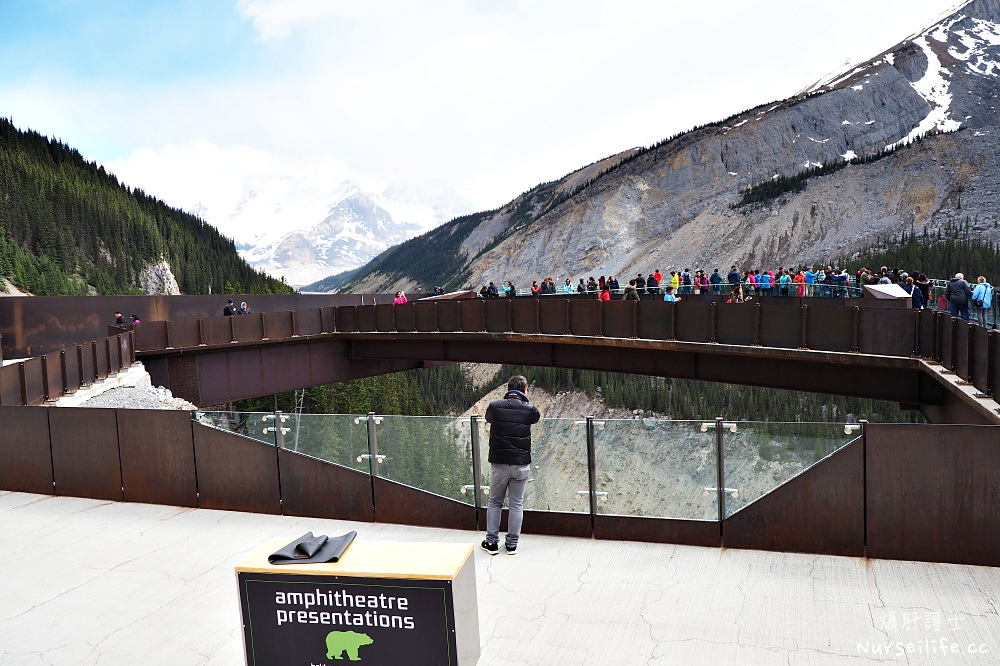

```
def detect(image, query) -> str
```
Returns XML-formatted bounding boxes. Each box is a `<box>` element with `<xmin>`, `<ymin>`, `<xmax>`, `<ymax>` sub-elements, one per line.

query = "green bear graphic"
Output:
<box><xmin>325</xmin><ymin>630</ymin><xmax>374</xmax><ymax>661</ymax></box>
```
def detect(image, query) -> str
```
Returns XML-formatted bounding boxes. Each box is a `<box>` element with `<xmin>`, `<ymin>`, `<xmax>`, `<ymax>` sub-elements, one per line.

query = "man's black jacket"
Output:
<box><xmin>485</xmin><ymin>390</ymin><xmax>541</xmax><ymax>465</ymax></box>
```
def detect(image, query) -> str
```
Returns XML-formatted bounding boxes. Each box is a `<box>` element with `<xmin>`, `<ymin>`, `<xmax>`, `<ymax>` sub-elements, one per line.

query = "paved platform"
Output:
<box><xmin>0</xmin><ymin>490</ymin><xmax>997</xmax><ymax>665</ymax></box>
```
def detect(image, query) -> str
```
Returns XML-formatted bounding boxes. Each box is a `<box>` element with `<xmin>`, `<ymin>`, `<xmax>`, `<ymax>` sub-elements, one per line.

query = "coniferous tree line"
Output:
<box><xmin>839</xmin><ymin>219</ymin><xmax>1000</xmax><ymax>281</ymax></box>
<box><xmin>0</xmin><ymin>118</ymin><xmax>291</xmax><ymax>295</ymax></box>
<box><xmin>232</xmin><ymin>362</ymin><xmax>922</xmax><ymax>425</ymax></box>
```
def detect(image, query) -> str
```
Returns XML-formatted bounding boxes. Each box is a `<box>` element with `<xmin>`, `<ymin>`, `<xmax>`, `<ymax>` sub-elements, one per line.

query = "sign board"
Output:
<box><xmin>236</xmin><ymin>540</ymin><xmax>479</xmax><ymax>666</ymax></box>
<box><xmin>238</xmin><ymin>572</ymin><xmax>458</xmax><ymax>665</ymax></box>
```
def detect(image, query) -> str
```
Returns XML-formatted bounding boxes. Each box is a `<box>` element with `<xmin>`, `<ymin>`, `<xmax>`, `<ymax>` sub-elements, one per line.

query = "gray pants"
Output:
<box><xmin>485</xmin><ymin>463</ymin><xmax>531</xmax><ymax>548</ymax></box>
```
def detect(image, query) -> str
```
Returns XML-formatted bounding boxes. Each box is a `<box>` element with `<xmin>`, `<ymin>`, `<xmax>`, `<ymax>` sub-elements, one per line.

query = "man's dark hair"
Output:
<box><xmin>507</xmin><ymin>375</ymin><xmax>528</xmax><ymax>392</ymax></box>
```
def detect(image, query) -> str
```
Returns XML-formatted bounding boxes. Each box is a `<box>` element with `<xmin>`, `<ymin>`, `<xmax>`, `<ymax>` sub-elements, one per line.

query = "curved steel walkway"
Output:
<box><xmin>129</xmin><ymin>297</ymin><xmax>1000</xmax><ymax>424</ymax></box>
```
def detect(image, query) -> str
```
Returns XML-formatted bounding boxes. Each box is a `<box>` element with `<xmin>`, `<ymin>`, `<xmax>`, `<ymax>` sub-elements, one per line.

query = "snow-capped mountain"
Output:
<box><xmin>216</xmin><ymin>178</ymin><xmax>463</xmax><ymax>287</ymax></box>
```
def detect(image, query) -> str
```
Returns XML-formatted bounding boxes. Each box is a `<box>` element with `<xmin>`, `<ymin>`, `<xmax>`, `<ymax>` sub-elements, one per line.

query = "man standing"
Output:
<box><xmin>482</xmin><ymin>375</ymin><xmax>541</xmax><ymax>555</ymax></box>
<box><xmin>223</xmin><ymin>299</ymin><xmax>236</xmax><ymax>316</ymax></box>
<box><xmin>946</xmin><ymin>272</ymin><xmax>973</xmax><ymax>321</ymax></box>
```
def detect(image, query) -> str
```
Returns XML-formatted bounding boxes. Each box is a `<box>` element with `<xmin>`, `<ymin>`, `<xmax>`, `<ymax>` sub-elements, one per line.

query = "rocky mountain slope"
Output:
<box><xmin>335</xmin><ymin>0</ymin><xmax>1000</xmax><ymax>293</ymax></box>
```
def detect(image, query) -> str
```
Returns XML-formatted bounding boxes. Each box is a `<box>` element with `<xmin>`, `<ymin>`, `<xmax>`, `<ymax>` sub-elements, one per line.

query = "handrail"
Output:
<box><xmin>0</xmin><ymin>330</ymin><xmax>135</xmax><ymax>406</ymax></box>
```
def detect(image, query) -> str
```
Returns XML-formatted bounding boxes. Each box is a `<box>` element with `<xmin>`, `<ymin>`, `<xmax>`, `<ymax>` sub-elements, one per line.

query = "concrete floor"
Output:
<box><xmin>0</xmin><ymin>490</ymin><xmax>998</xmax><ymax>665</ymax></box>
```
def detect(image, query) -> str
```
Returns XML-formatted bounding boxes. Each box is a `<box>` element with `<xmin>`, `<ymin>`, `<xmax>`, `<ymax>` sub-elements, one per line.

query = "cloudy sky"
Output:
<box><xmin>0</xmin><ymin>0</ymin><xmax>964</xmax><ymax>238</ymax></box>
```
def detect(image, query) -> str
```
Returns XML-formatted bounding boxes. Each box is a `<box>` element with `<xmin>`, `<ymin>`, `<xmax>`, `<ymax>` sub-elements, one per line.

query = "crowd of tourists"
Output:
<box><xmin>474</xmin><ymin>265</ymin><xmax>996</xmax><ymax>326</ymax></box>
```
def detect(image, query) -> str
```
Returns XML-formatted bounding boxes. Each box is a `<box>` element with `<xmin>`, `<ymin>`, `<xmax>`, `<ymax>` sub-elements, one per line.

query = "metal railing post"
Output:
<box><xmin>367</xmin><ymin>411</ymin><xmax>380</xmax><ymax>478</ymax></box>
<box><xmin>470</xmin><ymin>415</ymin><xmax>483</xmax><ymax>529</ymax></box>
<box><xmin>586</xmin><ymin>417</ymin><xmax>598</xmax><ymax>532</ymax></box>
<box><xmin>715</xmin><ymin>416</ymin><xmax>726</xmax><ymax>540</ymax></box>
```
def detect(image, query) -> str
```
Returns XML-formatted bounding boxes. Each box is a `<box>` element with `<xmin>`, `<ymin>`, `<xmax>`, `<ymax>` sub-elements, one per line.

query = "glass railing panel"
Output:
<box><xmin>370</xmin><ymin>415</ymin><xmax>474</xmax><ymax>504</ymax></box>
<box><xmin>279</xmin><ymin>413</ymin><xmax>370</xmax><ymax>473</ymax></box>
<box><xmin>592</xmin><ymin>419</ymin><xmax>718</xmax><ymax>520</ymax></box>
<box><xmin>476</xmin><ymin>417</ymin><xmax>588</xmax><ymax>514</ymax></box>
<box><xmin>722</xmin><ymin>421</ymin><xmax>859</xmax><ymax>518</ymax></box>
<box><xmin>194</xmin><ymin>411</ymin><xmax>279</xmax><ymax>446</ymax></box>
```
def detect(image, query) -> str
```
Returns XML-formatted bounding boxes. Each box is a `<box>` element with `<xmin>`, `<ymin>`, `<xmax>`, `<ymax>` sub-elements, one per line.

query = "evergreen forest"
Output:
<box><xmin>232</xmin><ymin>362</ymin><xmax>923</xmax><ymax>425</ymax></box>
<box><xmin>839</xmin><ymin>220</ymin><xmax>1000</xmax><ymax>282</ymax></box>
<box><xmin>0</xmin><ymin>118</ymin><xmax>291</xmax><ymax>296</ymax></box>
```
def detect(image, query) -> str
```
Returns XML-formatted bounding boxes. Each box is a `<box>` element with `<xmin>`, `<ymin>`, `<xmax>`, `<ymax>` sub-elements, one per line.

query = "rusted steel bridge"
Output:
<box><xmin>0</xmin><ymin>293</ymin><xmax>998</xmax><ymax>568</ymax></box>
<box><xmin>0</xmin><ymin>293</ymin><xmax>997</xmax><ymax>422</ymax></box>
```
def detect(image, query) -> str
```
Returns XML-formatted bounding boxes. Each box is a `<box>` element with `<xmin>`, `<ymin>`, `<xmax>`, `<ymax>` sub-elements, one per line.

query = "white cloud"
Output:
<box><xmin>2</xmin><ymin>0</ymin><xmax>962</xmax><ymax>241</ymax></box>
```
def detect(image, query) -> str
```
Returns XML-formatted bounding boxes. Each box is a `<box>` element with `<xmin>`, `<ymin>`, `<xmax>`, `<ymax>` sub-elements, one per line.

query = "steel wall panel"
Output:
<box><xmin>637</xmin><ymin>301</ymin><xmax>675</xmax><ymax>340</ymax></box>
<box><xmin>436</xmin><ymin>301</ymin><xmax>460</xmax><ymax>332</ymax></box>
<box><xmin>716</xmin><ymin>303</ymin><xmax>755</xmax><ymax>346</ymax></box>
<box><xmin>673</xmin><ymin>302</ymin><xmax>712</xmax><ymax>342</ymax></box>
<box><xmin>167</xmin><ymin>318</ymin><xmax>201</xmax><ymax>348</ymax></box>
<box><xmin>136</xmin><ymin>321</ymin><xmax>167</xmax><ymax>350</ymax></box>
<box><xmin>372</xmin><ymin>476</ymin><xmax>476</xmax><ymax>530</ymax></box>
<box><xmin>279</xmin><ymin>449</ymin><xmax>375</xmax><ymax>521</ymax></box>
<box><xmin>337</xmin><ymin>306</ymin><xmax>359</xmax><ymax>332</ymax></box>
<box><xmin>866</xmin><ymin>424</ymin><xmax>1000</xmax><ymax>566</ymax></box>
<box><xmin>992</xmin><ymin>332</ymin><xmax>1000</xmax><ymax>398</ymax></box>
<box><xmin>858</xmin><ymin>308</ymin><xmax>914</xmax><ymax>357</ymax></box>
<box><xmin>484</xmin><ymin>299</ymin><xmax>511</xmax><ymax>333</ymax></box>
<box><xmin>223</xmin><ymin>347</ymin><xmax>265</xmax><ymax>399</ymax></box>
<box><xmin>197</xmin><ymin>353</ymin><xmax>236</xmax><ymax>407</ymax></box>
<box><xmin>166</xmin><ymin>356</ymin><xmax>201</xmax><ymax>405</ymax></box>
<box><xmin>49</xmin><ymin>408</ymin><xmax>122</xmax><ymax>501</ymax></box>
<box><xmin>63</xmin><ymin>349</ymin><xmax>81</xmax><ymax>392</ymax></box>
<box><xmin>724</xmin><ymin>440</ymin><xmax>864</xmax><ymax>556</ymax></box>
<box><xmin>394</xmin><ymin>303</ymin><xmax>416</xmax><ymax>332</ymax></box>
<box><xmin>569</xmin><ymin>300</ymin><xmax>602</xmax><ymax>337</ymax></box>
<box><xmin>413</xmin><ymin>303</ymin><xmax>436</xmax><ymax>332</ymax></box>
<box><xmin>109</xmin><ymin>336</ymin><xmax>123</xmax><ymax>372</ymax></box>
<box><xmin>458</xmin><ymin>300</ymin><xmax>485</xmax><ymax>332</ymax></box>
<box><xmin>538</xmin><ymin>300</ymin><xmax>569</xmax><ymax>335</ymax></box>
<box><xmin>45</xmin><ymin>352</ymin><xmax>62</xmax><ymax>399</ymax></box>
<box><xmin>80</xmin><ymin>345</ymin><xmax>95</xmax><ymax>384</ymax></box>
<box><xmin>323</xmin><ymin>306</ymin><xmax>337</xmax><ymax>333</ymax></box>
<box><xmin>806</xmin><ymin>304</ymin><xmax>854</xmax><ymax>352</ymax></box>
<box><xmin>511</xmin><ymin>299</ymin><xmax>539</xmax><ymax>333</ymax></box>
<box><xmin>594</xmin><ymin>516</ymin><xmax>720</xmax><ymax>547</ymax></box>
<box><xmin>202</xmin><ymin>317</ymin><xmax>233</xmax><ymax>345</ymax></box>
<box><xmin>940</xmin><ymin>315</ymin><xmax>954</xmax><ymax>368</ymax></box>
<box><xmin>193</xmin><ymin>423</ymin><xmax>281</xmax><ymax>514</ymax></box>
<box><xmin>375</xmin><ymin>304</ymin><xmax>395</xmax><ymax>332</ymax></box>
<box><xmin>0</xmin><ymin>406</ymin><xmax>54</xmax><ymax>493</ymax></box>
<box><xmin>118</xmin><ymin>410</ymin><xmax>198</xmax><ymax>507</ymax></box>
<box><xmin>954</xmin><ymin>321</ymin><xmax>971</xmax><ymax>380</ymax></box>
<box><xmin>232</xmin><ymin>313</ymin><xmax>265</xmax><ymax>342</ymax></box>
<box><xmin>22</xmin><ymin>358</ymin><xmax>44</xmax><ymax>405</ymax></box>
<box><xmin>917</xmin><ymin>309</ymin><xmax>936</xmax><ymax>358</ymax></box>
<box><xmin>264</xmin><ymin>311</ymin><xmax>295</xmax><ymax>338</ymax></box>
<box><xmin>759</xmin><ymin>303</ymin><xmax>802</xmax><ymax>349</ymax></box>
<box><xmin>972</xmin><ymin>326</ymin><xmax>990</xmax><ymax>392</ymax></box>
<box><xmin>296</xmin><ymin>308</ymin><xmax>324</xmax><ymax>336</ymax></box>
<box><xmin>602</xmin><ymin>301</ymin><xmax>636</xmax><ymax>338</ymax></box>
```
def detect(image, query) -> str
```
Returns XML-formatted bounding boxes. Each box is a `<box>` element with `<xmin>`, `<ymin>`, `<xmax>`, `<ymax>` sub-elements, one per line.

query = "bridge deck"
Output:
<box><xmin>2</xmin><ymin>491</ymin><xmax>996</xmax><ymax>665</ymax></box>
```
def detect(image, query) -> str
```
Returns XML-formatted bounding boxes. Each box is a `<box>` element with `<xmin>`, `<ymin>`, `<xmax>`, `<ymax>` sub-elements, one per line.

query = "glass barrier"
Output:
<box><xmin>477</xmin><ymin>417</ymin><xmax>589</xmax><ymax>514</ymax></box>
<box><xmin>593</xmin><ymin>419</ymin><xmax>717</xmax><ymax>520</ymax></box>
<box><xmin>193</xmin><ymin>411</ymin><xmax>864</xmax><ymax>523</ymax></box>
<box><xmin>194</xmin><ymin>411</ymin><xmax>279</xmax><ymax>446</ymax></box>
<box><xmin>279</xmin><ymin>413</ymin><xmax>370</xmax><ymax>473</ymax></box>
<box><xmin>372</xmin><ymin>415</ymin><xmax>475</xmax><ymax>504</ymax></box>
<box><xmin>722</xmin><ymin>421</ymin><xmax>858</xmax><ymax>518</ymax></box>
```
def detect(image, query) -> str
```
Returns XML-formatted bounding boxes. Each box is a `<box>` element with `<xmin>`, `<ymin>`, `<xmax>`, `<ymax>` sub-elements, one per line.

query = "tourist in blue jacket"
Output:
<box><xmin>972</xmin><ymin>276</ymin><xmax>993</xmax><ymax>327</ymax></box>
